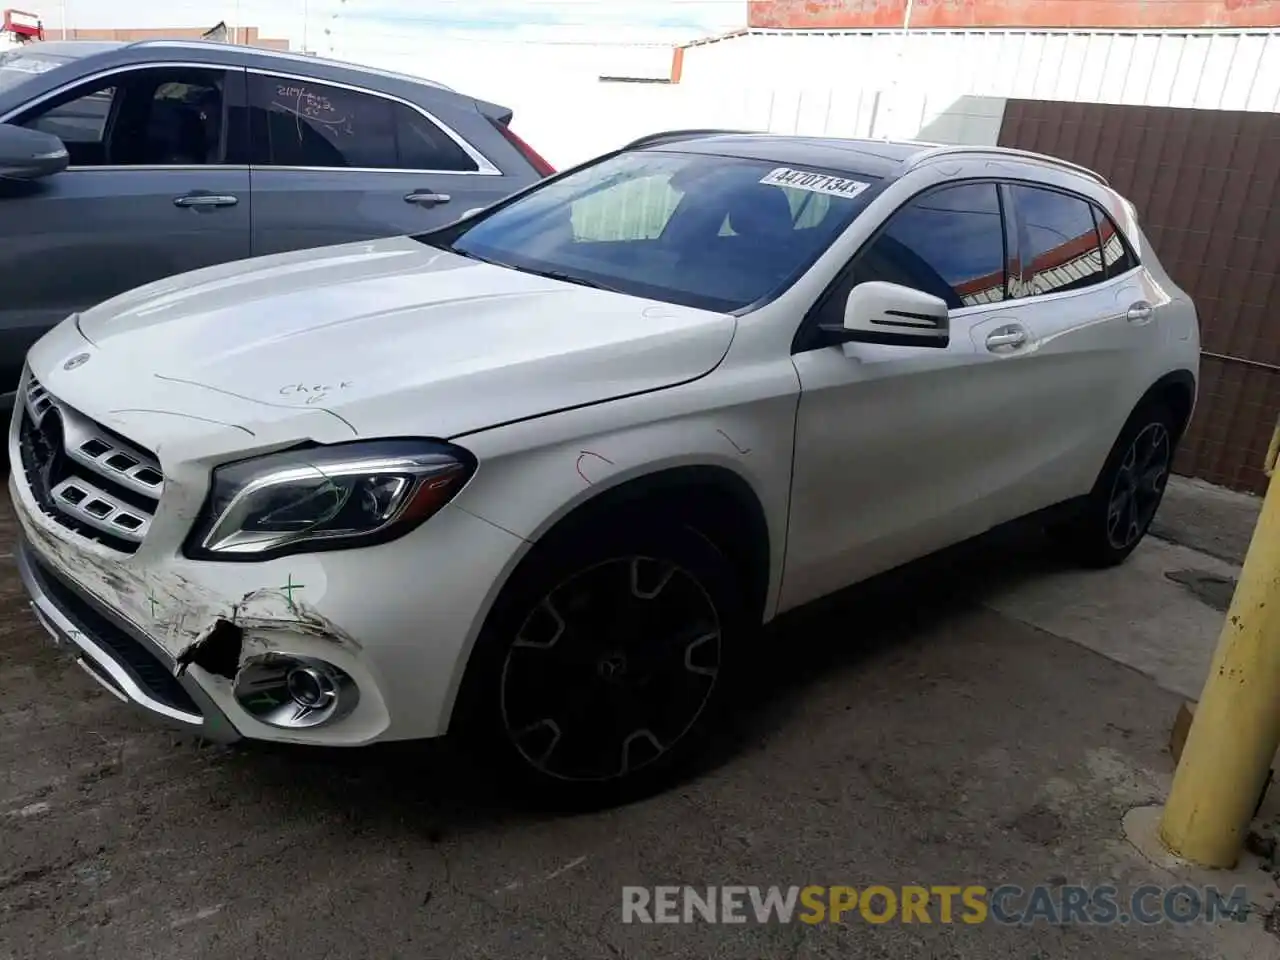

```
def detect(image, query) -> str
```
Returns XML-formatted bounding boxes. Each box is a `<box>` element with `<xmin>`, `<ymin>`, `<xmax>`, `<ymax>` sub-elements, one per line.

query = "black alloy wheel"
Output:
<box><xmin>1053</xmin><ymin>400</ymin><xmax>1179</xmax><ymax>568</ymax></box>
<box><xmin>500</xmin><ymin>554</ymin><xmax>722</xmax><ymax>783</ymax></box>
<box><xmin>458</xmin><ymin>518</ymin><xmax>745</xmax><ymax>808</ymax></box>
<box><xmin>1105</xmin><ymin>420</ymin><xmax>1171</xmax><ymax>551</ymax></box>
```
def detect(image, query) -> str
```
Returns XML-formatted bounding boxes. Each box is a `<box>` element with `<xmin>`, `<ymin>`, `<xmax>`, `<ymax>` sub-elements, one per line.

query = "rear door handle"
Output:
<box><xmin>1127</xmin><ymin>301</ymin><xmax>1154</xmax><ymax>323</ymax></box>
<box><xmin>174</xmin><ymin>192</ymin><xmax>238</xmax><ymax>210</ymax></box>
<box><xmin>986</xmin><ymin>324</ymin><xmax>1027</xmax><ymax>352</ymax></box>
<box><xmin>404</xmin><ymin>191</ymin><xmax>451</xmax><ymax>207</ymax></box>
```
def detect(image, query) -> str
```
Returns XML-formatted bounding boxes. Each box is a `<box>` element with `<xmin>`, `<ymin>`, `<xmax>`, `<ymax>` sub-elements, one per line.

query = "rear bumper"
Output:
<box><xmin>17</xmin><ymin>535</ymin><xmax>242</xmax><ymax>744</ymax></box>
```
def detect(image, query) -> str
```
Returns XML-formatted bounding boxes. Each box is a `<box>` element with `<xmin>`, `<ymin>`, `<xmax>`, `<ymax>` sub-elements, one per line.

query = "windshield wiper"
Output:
<box><xmin>422</xmin><ymin>240</ymin><xmax>621</xmax><ymax>293</ymax></box>
<box><xmin>448</xmin><ymin>246</ymin><xmax>501</xmax><ymax>266</ymax></box>
<box><xmin>522</xmin><ymin>268</ymin><xmax>621</xmax><ymax>293</ymax></box>
<box><xmin>426</xmin><ymin>241</ymin><xmax>511</xmax><ymax>270</ymax></box>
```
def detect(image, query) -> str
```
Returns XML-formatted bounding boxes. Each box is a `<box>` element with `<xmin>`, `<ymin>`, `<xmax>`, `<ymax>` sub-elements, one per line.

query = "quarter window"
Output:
<box><xmin>397</xmin><ymin>104</ymin><xmax>478</xmax><ymax>172</ymax></box>
<box><xmin>1095</xmin><ymin>207</ymin><xmax>1139</xmax><ymax>278</ymax></box>
<box><xmin>1009</xmin><ymin>185</ymin><xmax>1107</xmax><ymax>298</ymax></box>
<box><xmin>247</xmin><ymin>74</ymin><xmax>477</xmax><ymax>171</ymax></box>
<box><xmin>847</xmin><ymin>182</ymin><xmax>1007</xmax><ymax>309</ymax></box>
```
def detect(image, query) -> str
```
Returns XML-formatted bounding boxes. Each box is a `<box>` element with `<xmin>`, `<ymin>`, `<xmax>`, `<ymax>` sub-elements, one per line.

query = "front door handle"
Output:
<box><xmin>404</xmin><ymin>191</ymin><xmax>451</xmax><ymax>207</ymax></box>
<box><xmin>174</xmin><ymin>192</ymin><xmax>238</xmax><ymax>210</ymax></box>
<box><xmin>986</xmin><ymin>324</ymin><xmax>1027</xmax><ymax>352</ymax></box>
<box><xmin>1127</xmin><ymin>301</ymin><xmax>1154</xmax><ymax>323</ymax></box>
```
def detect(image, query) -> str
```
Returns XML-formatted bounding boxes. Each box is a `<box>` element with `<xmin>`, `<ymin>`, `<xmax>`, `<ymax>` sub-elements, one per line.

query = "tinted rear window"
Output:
<box><xmin>1009</xmin><ymin>185</ymin><xmax>1107</xmax><ymax>297</ymax></box>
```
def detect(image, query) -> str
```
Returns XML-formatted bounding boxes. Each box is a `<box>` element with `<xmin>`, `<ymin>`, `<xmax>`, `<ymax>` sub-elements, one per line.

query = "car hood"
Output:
<box><xmin>50</xmin><ymin>236</ymin><xmax>735</xmax><ymax>448</ymax></box>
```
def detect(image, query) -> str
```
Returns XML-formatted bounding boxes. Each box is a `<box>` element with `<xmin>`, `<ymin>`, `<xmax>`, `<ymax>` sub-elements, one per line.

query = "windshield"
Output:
<box><xmin>0</xmin><ymin>49</ymin><xmax>72</xmax><ymax>96</ymax></box>
<box><xmin>428</xmin><ymin>149</ymin><xmax>881</xmax><ymax>313</ymax></box>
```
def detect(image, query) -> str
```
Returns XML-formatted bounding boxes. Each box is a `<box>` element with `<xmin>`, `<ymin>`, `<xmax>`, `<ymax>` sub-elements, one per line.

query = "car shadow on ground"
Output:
<box><xmin>213</xmin><ymin>517</ymin><xmax>1077</xmax><ymax>831</ymax></box>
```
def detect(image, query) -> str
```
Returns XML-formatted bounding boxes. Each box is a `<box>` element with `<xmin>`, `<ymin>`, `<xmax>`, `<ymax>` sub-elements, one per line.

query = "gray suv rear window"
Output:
<box><xmin>247</xmin><ymin>73</ymin><xmax>477</xmax><ymax>172</ymax></box>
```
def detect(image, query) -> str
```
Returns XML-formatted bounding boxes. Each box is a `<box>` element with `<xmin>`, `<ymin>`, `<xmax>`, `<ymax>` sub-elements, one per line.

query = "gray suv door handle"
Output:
<box><xmin>1127</xmin><ymin>301</ymin><xmax>1154</xmax><ymax>323</ymax></box>
<box><xmin>986</xmin><ymin>325</ymin><xmax>1027</xmax><ymax>352</ymax></box>
<box><xmin>173</xmin><ymin>193</ymin><xmax>238</xmax><ymax>210</ymax></box>
<box><xmin>404</xmin><ymin>191</ymin><xmax>451</xmax><ymax>207</ymax></box>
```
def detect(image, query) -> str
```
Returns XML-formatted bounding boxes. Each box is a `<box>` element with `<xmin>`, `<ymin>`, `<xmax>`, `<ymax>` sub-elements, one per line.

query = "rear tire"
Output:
<box><xmin>454</xmin><ymin>515</ymin><xmax>747</xmax><ymax>810</ymax></box>
<box><xmin>1054</xmin><ymin>400</ymin><xmax>1177</xmax><ymax>568</ymax></box>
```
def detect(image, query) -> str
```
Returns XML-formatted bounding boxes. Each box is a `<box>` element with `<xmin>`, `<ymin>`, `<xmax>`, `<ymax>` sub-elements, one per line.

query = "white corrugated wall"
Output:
<box><xmin>666</xmin><ymin>29</ymin><xmax>1280</xmax><ymax>148</ymax></box>
<box><xmin>343</xmin><ymin>29</ymin><xmax>1280</xmax><ymax>167</ymax></box>
<box><xmin>396</xmin><ymin>29</ymin><xmax>1280</xmax><ymax>167</ymax></box>
<box><xmin>386</xmin><ymin>28</ymin><xmax>1278</xmax><ymax>249</ymax></box>
<box><xmin>677</xmin><ymin>29</ymin><xmax>1280</xmax><ymax>111</ymax></box>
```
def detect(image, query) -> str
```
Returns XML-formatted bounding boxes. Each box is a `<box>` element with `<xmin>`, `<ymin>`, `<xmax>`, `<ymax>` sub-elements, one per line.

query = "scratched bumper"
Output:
<box><xmin>9</xmin><ymin>458</ymin><xmax>529</xmax><ymax>745</ymax></box>
<box><xmin>17</xmin><ymin>535</ymin><xmax>243</xmax><ymax>743</ymax></box>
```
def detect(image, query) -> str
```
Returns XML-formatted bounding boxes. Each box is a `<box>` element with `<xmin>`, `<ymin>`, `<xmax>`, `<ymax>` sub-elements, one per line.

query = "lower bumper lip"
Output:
<box><xmin>16</xmin><ymin>536</ymin><xmax>242</xmax><ymax>744</ymax></box>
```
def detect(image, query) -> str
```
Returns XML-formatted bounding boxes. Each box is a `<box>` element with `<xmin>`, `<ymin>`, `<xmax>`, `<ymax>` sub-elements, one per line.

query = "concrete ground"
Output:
<box><xmin>2</xmin><ymin>477</ymin><xmax>1278</xmax><ymax>960</ymax></box>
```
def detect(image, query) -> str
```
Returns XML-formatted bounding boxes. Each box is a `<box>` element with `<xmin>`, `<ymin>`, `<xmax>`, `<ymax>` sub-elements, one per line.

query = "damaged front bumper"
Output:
<box><xmin>9</xmin><ymin>450</ymin><xmax>527</xmax><ymax>745</ymax></box>
<box><xmin>7</xmin><ymin>353</ymin><xmax>532</xmax><ymax>745</ymax></box>
<box><xmin>17</xmin><ymin>536</ymin><xmax>242</xmax><ymax>743</ymax></box>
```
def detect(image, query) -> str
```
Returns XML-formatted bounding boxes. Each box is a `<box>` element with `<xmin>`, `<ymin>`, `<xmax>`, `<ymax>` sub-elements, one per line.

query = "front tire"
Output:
<box><xmin>1056</xmin><ymin>400</ymin><xmax>1177</xmax><ymax>568</ymax></box>
<box><xmin>455</xmin><ymin>517</ymin><xmax>746</xmax><ymax>809</ymax></box>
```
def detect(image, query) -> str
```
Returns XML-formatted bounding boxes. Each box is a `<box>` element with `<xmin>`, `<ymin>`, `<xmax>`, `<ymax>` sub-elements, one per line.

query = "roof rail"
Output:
<box><xmin>127</xmin><ymin>40</ymin><xmax>455</xmax><ymax>91</ymax></box>
<box><xmin>903</xmin><ymin>144</ymin><xmax>1108</xmax><ymax>186</ymax></box>
<box><xmin>623</xmin><ymin>128</ymin><xmax>756</xmax><ymax>151</ymax></box>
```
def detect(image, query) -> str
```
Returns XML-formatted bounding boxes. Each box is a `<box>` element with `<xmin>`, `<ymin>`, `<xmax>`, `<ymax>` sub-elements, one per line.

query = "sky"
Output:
<box><xmin>51</xmin><ymin>0</ymin><xmax>748</xmax><ymax>47</ymax></box>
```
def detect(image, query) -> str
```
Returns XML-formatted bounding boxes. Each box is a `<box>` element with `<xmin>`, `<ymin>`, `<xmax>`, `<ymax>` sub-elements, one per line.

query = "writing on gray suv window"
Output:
<box><xmin>431</xmin><ymin>150</ymin><xmax>882</xmax><ymax>313</ymax></box>
<box><xmin>247</xmin><ymin>73</ymin><xmax>477</xmax><ymax>172</ymax></box>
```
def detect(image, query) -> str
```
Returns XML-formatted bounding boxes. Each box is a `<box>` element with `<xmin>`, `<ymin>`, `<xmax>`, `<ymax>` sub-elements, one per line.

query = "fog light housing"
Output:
<box><xmin>286</xmin><ymin>665</ymin><xmax>334</xmax><ymax>709</ymax></box>
<box><xmin>234</xmin><ymin>655</ymin><xmax>358</xmax><ymax>729</ymax></box>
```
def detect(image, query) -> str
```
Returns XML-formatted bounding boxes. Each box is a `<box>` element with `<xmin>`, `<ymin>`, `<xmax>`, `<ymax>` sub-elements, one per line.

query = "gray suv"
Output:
<box><xmin>0</xmin><ymin>40</ymin><xmax>552</xmax><ymax>417</ymax></box>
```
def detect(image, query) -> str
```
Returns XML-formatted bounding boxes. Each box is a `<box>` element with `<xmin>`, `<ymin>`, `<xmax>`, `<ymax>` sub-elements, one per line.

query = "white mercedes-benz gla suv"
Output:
<box><xmin>12</xmin><ymin>132</ymin><xmax>1199</xmax><ymax>805</ymax></box>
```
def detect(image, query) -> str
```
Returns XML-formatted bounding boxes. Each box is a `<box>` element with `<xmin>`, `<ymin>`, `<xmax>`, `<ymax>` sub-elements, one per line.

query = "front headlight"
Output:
<box><xmin>185</xmin><ymin>439</ymin><xmax>476</xmax><ymax>561</ymax></box>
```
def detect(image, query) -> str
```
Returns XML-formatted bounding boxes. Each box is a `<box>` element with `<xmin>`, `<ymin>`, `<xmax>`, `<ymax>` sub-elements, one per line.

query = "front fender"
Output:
<box><xmin>448</xmin><ymin>363</ymin><xmax>801</xmax><ymax>622</ymax></box>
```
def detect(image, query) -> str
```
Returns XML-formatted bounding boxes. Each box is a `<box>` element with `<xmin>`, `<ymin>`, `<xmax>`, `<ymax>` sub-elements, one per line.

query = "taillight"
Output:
<box><xmin>490</xmin><ymin>119</ymin><xmax>555</xmax><ymax>177</ymax></box>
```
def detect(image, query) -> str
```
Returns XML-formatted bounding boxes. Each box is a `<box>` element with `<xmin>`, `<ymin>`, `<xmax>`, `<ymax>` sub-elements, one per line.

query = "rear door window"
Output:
<box><xmin>247</xmin><ymin>73</ymin><xmax>477</xmax><ymax>171</ymax></box>
<box><xmin>1008</xmin><ymin>185</ymin><xmax>1107</xmax><ymax>298</ymax></box>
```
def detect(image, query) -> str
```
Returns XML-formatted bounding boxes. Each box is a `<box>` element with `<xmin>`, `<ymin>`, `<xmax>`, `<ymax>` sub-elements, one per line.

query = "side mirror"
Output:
<box><xmin>820</xmin><ymin>281</ymin><xmax>950</xmax><ymax>349</ymax></box>
<box><xmin>461</xmin><ymin>206</ymin><xmax>484</xmax><ymax>219</ymax></box>
<box><xmin>0</xmin><ymin>123</ymin><xmax>69</xmax><ymax>182</ymax></box>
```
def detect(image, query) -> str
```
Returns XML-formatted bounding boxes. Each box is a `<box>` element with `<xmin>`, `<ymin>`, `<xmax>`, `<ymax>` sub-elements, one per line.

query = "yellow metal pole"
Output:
<box><xmin>1159</xmin><ymin>416</ymin><xmax>1280</xmax><ymax>867</ymax></box>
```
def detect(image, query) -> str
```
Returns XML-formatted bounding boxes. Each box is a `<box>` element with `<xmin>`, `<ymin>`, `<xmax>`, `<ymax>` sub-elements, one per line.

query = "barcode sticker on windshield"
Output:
<box><xmin>759</xmin><ymin>167</ymin><xmax>871</xmax><ymax>199</ymax></box>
